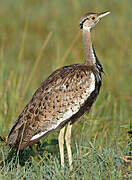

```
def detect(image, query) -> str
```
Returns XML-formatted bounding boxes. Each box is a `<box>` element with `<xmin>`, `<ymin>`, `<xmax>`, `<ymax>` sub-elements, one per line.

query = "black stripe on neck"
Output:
<box><xmin>92</xmin><ymin>46</ymin><xmax>104</xmax><ymax>73</ymax></box>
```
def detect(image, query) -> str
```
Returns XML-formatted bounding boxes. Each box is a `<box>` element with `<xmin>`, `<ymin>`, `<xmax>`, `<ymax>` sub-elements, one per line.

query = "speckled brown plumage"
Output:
<box><xmin>7</xmin><ymin>11</ymin><xmax>110</xmax><ymax>157</ymax></box>
<box><xmin>7</xmin><ymin>64</ymin><xmax>101</xmax><ymax>150</ymax></box>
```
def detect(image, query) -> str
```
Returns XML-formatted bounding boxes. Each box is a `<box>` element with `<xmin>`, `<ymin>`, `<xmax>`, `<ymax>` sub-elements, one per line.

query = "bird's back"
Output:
<box><xmin>7</xmin><ymin>64</ymin><xmax>101</xmax><ymax>150</ymax></box>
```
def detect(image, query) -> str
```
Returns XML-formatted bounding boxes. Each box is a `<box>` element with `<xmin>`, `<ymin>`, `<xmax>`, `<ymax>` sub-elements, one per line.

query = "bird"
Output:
<box><xmin>7</xmin><ymin>11</ymin><xmax>110</xmax><ymax>170</ymax></box>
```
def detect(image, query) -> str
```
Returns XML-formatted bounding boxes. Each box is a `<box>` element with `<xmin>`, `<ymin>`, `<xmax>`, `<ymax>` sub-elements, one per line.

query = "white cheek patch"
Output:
<box><xmin>30</xmin><ymin>73</ymin><xmax>95</xmax><ymax>142</ymax></box>
<box><xmin>83</xmin><ymin>26</ymin><xmax>91</xmax><ymax>31</ymax></box>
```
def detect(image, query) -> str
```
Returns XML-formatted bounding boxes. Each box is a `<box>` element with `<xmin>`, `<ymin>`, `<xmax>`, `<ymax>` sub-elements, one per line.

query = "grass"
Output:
<box><xmin>0</xmin><ymin>0</ymin><xmax>131</xmax><ymax>179</ymax></box>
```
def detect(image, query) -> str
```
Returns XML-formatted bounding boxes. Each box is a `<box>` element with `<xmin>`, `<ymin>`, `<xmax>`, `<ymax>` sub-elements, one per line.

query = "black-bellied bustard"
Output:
<box><xmin>7</xmin><ymin>11</ymin><xmax>110</xmax><ymax>170</ymax></box>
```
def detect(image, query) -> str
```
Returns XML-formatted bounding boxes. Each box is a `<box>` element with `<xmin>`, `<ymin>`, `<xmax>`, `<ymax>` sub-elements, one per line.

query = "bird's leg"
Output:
<box><xmin>65</xmin><ymin>121</ymin><xmax>73</xmax><ymax>170</ymax></box>
<box><xmin>58</xmin><ymin>126</ymin><xmax>65</xmax><ymax>168</ymax></box>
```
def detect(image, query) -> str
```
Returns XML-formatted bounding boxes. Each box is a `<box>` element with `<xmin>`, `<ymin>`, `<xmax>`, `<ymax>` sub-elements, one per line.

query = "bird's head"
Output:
<box><xmin>79</xmin><ymin>11</ymin><xmax>110</xmax><ymax>31</ymax></box>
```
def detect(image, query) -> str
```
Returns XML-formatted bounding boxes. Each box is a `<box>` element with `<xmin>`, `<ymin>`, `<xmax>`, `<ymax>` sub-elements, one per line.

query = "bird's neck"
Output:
<box><xmin>82</xmin><ymin>29</ymin><xmax>97</xmax><ymax>66</ymax></box>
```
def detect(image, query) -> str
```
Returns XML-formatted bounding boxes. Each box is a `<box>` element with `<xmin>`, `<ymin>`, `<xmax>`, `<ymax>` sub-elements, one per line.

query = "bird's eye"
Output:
<box><xmin>92</xmin><ymin>16</ymin><xmax>95</xmax><ymax>20</ymax></box>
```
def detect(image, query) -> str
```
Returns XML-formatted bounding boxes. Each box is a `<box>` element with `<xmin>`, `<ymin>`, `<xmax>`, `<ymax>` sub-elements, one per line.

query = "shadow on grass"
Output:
<box><xmin>0</xmin><ymin>138</ymin><xmax>59</xmax><ymax>168</ymax></box>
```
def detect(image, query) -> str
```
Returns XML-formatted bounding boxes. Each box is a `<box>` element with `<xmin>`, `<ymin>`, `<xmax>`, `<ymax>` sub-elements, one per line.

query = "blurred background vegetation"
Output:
<box><xmin>0</xmin><ymin>0</ymin><xmax>131</xmax><ymax>179</ymax></box>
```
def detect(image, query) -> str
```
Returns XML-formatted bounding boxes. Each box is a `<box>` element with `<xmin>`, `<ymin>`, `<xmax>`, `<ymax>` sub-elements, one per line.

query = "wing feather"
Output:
<box><xmin>7</xmin><ymin>65</ymin><xmax>96</xmax><ymax>149</ymax></box>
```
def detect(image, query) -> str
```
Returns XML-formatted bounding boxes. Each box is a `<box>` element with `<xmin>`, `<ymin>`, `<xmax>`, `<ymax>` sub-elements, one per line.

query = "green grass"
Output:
<box><xmin>0</xmin><ymin>0</ymin><xmax>131</xmax><ymax>179</ymax></box>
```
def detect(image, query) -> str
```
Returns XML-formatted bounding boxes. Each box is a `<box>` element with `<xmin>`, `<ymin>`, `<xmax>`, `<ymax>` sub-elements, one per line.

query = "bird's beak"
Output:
<box><xmin>97</xmin><ymin>11</ymin><xmax>111</xmax><ymax>19</ymax></box>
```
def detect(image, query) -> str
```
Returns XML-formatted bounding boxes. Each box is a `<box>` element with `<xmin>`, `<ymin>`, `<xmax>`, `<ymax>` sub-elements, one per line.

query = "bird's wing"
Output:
<box><xmin>7</xmin><ymin>65</ymin><xmax>96</xmax><ymax>149</ymax></box>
